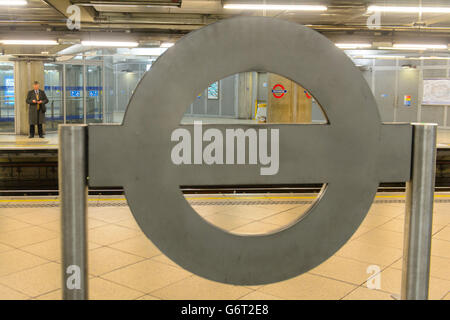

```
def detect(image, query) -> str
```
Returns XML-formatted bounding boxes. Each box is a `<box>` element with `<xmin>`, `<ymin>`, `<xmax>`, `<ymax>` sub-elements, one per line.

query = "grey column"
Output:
<box><xmin>401</xmin><ymin>123</ymin><xmax>437</xmax><ymax>300</ymax></box>
<box><xmin>59</xmin><ymin>124</ymin><xmax>88</xmax><ymax>300</ymax></box>
<box><xmin>14</xmin><ymin>61</ymin><xmax>44</xmax><ymax>135</ymax></box>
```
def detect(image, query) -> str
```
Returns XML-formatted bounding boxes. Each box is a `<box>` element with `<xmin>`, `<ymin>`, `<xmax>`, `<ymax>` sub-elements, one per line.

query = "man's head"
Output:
<box><xmin>33</xmin><ymin>81</ymin><xmax>40</xmax><ymax>91</ymax></box>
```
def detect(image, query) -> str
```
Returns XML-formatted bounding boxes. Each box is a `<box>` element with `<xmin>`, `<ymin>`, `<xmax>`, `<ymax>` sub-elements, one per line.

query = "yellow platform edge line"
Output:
<box><xmin>1</xmin><ymin>194</ymin><xmax>449</xmax><ymax>202</ymax></box>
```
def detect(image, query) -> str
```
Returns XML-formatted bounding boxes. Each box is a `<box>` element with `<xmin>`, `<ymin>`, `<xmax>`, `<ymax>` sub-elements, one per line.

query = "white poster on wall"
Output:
<box><xmin>422</xmin><ymin>79</ymin><xmax>450</xmax><ymax>105</ymax></box>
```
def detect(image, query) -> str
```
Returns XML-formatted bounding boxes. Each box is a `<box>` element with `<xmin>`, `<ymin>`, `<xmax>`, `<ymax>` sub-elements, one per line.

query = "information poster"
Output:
<box><xmin>422</xmin><ymin>79</ymin><xmax>450</xmax><ymax>105</ymax></box>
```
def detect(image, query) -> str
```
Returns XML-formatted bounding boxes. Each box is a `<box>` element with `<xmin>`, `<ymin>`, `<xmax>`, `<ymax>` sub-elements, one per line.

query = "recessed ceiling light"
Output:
<box><xmin>160</xmin><ymin>42</ymin><xmax>174</xmax><ymax>48</ymax></box>
<box><xmin>368</xmin><ymin>5</ymin><xmax>450</xmax><ymax>14</ymax></box>
<box><xmin>335</xmin><ymin>43</ymin><xmax>372</xmax><ymax>49</ymax></box>
<box><xmin>0</xmin><ymin>0</ymin><xmax>27</xmax><ymax>6</ymax></box>
<box><xmin>81</xmin><ymin>41</ymin><xmax>139</xmax><ymax>47</ymax></box>
<box><xmin>223</xmin><ymin>4</ymin><xmax>327</xmax><ymax>11</ymax></box>
<box><xmin>393</xmin><ymin>44</ymin><xmax>447</xmax><ymax>50</ymax></box>
<box><xmin>0</xmin><ymin>40</ymin><xmax>58</xmax><ymax>45</ymax></box>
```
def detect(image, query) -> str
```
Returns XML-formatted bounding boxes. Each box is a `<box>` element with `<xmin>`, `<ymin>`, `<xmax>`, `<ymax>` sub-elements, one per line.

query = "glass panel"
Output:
<box><xmin>65</xmin><ymin>64</ymin><xmax>84</xmax><ymax>123</ymax></box>
<box><xmin>0</xmin><ymin>62</ymin><xmax>15</xmax><ymax>132</ymax></box>
<box><xmin>86</xmin><ymin>65</ymin><xmax>103</xmax><ymax>123</ymax></box>
<box><xmin>44</xmin><ymin>63</ymin><xmax>64</xmax><ymax>131</ymax></box>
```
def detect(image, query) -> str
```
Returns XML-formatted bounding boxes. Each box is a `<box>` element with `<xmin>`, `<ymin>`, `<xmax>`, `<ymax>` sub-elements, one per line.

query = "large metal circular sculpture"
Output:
<box><xmin>88</xmin><ymin>17</ymin><xmax>411</xmax><ymax>285</ymax></box>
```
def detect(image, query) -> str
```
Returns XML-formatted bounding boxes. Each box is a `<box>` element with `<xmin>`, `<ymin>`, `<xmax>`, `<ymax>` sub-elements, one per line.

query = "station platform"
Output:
<box><xmin>0</xmin><ymin>133</ymin><xmax>58</xmax><ymax>151</ymax></box>
<box><xmin>0</xmin><ymin>192</ymin><xmax>448</xmax><ymax>300</ymax></box>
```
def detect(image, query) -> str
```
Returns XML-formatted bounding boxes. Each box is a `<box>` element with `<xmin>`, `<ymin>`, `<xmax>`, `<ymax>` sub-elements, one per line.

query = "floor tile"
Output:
<box><xmin>136</xmin><ymin>294</ymin><xmax>160</xmax><ymax>300</ymax></box>
<box><xmin>114</xmin><ymin>218</ymin><xmax>142</xmax><ymax>230</ymax></box>
<box><xmin>36</xmin><ymin>289</ymin><xmax>61</xmax><ymax>300</ymax></box>
<box><xmin>0</xmin><ymin>242</ymin><xmax>14</xmax><ymax>253</ymax></box>
<box><xmin>359</xmin><ymin>215</ymin><xmax>393</xmax><ymax>228</ymax></box>
<box><xmin>259</xmin><ymin>273</ymin><xmax>356</xmax><ymax>300</ymax></box>
<box><xmin>431</xmin><ymin>239</ymin><xmax>450</xmax><ymax>259</ymax></box>
<box><xmin>336</xmin><ymin>240</ymin><xmax>403</xmax><ymax>267</ymax></box>
<box><xmin>357</xmin><ymin>228</ymin><xmax>404</xmax><ymax>249</ymax></box>
<box><xmin>367</xmin><ymin>204</ymin><xmax>404</xmax><ymax>218</ymax></box>
<box><xmin>0</xmin><ymin>216</ymin><xmax>32</xmax><ymax>232</ymax></box>
<box><xmin>101</xmin><ymin>260</ymin><xmax>191</xmax><ymax>293</ymax></box>
<box><xmin>218</xmin><ymin>206</ymin><xmax>279</xmax><ymax>220</ymax></box>
<box><xmin>310</xmin><ymin>256</ymin><xmax>376</xmax><ymax>286</ymax></box>
<box><xmin>0</xmin><ymin>249</ymin><xmax>47</xmax><ymax>277</ymax></box>
<box><xmin>203</xmin><ymin>213</ymin><xmax>254</xmax><ymax>231</ymax></box>
<box><xmin>108</xmin><ymin>235</ymin><xmax>161</xmax><ymax>259</ymax></box>
<box><xmin>89</xmin><ymin>247</ymin><xmax>145</xmax><ymax>276</ymax></box>
<box><xmin>238</xmin><ymin>291</ymin><xmax>282</xmax><ymax>300</ymax></box>
<box><xmin>0</xmin><ymin>226</ymin><xmax>58</xmax><ymax>248</ymax></box>
<box><xmin>377</xmin><ymin>267</ymin><xmax>450</xmax><ymax>299</ymax></box>
<box><xmin>260</xmin><ymin>209</ymin><xmax>304</xmax><ymax>226</ymax></box>
<box><xmin>0</xmin><ymin>283</ymin><xmax>30</xmax><ymax>300</ymax></box>
<box><xmin>434</xmin><ymin>226</ymin><xmax>450</xmax><ymax>242</ymax></box>
<box><xmin>88</xmin><ymin>207</ymin><xmax>131</xmax><ymax>223</ymax></box>
<box><xmin>0</xmin><ymin>262</ymin><xmax>60</xmax><ymax>297</ymax></box>
<box><xmin>11</xmin><ymin>208</ymin><xmax>59</xmax><ymax>225</ymax></box>
<box><xmin>342</xmin><ymin>287</ymin><xmax>393</xmax><ymax>300</ymax></box>
<box><xmin>151</xmin><ymin>254</ymin><xmax>181</xmax><ymax>268</ymax></box>
<box><xmin>89</xmin><ymin>277</ymin><xmax>143</xmax><ymax>300</ymax></box>
<box><xmin>21</xmin><ymin>238</ymin><xmax>61</xmax><ymax>262</ymax></box>
<box><xmin>151</xmin><ymin>275</ymin><xmax>252</xmax><ymax>300</ymax></box>
<box><xmin>190</xmin><ymin>205</ymin><xmax>225</xmax><ymax>217</ymax></box>
<box><xmin>89</xmin><ymin>224</ymin><xmax>140</xmax><ymax>246</ymax></box>
<box><xmin>230</xmin><ymin>221</ymin><xmax>282</xmax><ymax>235</ymax></box>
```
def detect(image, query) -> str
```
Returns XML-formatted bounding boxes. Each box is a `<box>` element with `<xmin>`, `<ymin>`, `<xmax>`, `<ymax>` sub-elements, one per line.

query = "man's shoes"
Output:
<box><xmin>39</xmin><ymin>135</ymin><xmax>44</xmax><ymax>138</ymax></box>
<box><xmin>28</xmin><ymin>135</ymin><xmax>34</xmax><ymax>138</ymax></box>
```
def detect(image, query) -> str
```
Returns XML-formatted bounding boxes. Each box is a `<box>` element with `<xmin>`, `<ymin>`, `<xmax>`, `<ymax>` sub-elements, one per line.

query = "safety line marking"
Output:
<box><xmin>1</xmin><ymin>194</ymin><xmax>449</xmax><ymax>203</ymax></box>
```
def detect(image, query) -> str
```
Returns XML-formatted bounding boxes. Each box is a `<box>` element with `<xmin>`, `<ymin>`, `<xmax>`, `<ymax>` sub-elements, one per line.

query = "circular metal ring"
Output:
<box><xmin>116</xmin><ymin>17</ymin><xmax>382</xmax><ymax>285</ymax></box>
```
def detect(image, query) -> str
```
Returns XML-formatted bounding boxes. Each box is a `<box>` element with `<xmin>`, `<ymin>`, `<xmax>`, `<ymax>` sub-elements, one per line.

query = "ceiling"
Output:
<box><xmin>0</xmin><ymin>0</ymin><xmax>449</xmax><ymax>57</ymax></box>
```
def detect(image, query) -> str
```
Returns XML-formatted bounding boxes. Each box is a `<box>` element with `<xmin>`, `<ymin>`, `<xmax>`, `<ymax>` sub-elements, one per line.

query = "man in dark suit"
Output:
<box><xmin>26</xmin><ymin>81</ymin><xmax>48</xmax><ymax>138</ymax></box>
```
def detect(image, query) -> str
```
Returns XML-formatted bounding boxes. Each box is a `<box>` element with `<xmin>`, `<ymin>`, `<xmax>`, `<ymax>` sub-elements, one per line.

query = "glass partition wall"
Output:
<box><xmin>0</xmin><ymin>62</ymin><xmax>15</xmax><ymax>133</ymax></box>
<box><xmin>43</xmin><ymin>60</ymin><xmax>104</xmax><ymax>131</ymax></box>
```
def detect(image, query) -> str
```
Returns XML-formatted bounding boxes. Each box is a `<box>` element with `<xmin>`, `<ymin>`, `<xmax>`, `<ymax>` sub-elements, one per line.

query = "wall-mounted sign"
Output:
<box><xmin>4</xmin><ymin>75</ymin><xmax>14</xmax><ymax>105</ymax></box>
<box><xmin>88</xmin><ymin>90</ymin><xmax>99</xmax><ymax>97</ymax></box>
<box><xmin>404</xmin><ymin>95</ymin><xmax>412</xmax><ymax>107</ymax></box>
<box><xmin>272</xmin><ymin>84</ymin><xmax>287</xmax><ymax>98</ymax></box>
<box><xmin>70</xmin><ymin>90</ymin><xmax>81</xmax><ymax>97</ymax></box>
<box><xmin>207</xmin><ymin>81</ymin><xmax>219</xmax><ymax>99</ymax></box>
<box><xmin>422</xmin><ymin>79</ymin><xmax>450</xmax><ymax>105</ymax></box>
<box><xmin>304</xmin><ymin>90</ymin><xmax>312</xmax><ymax>99</ymax></box>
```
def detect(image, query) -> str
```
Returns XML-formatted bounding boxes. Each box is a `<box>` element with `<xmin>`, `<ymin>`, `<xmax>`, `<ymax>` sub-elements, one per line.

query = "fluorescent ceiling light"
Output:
<box><xmin>393</xmin><ymin>44</ymin><xmax>447</xmax><ymax>50</ymax></box>
<box><xmin>116</xmin><ymin>47</ymin><xmax>167</xmax><ymax>56</ymax></box>
<box><xmin>336</xmin><ymin>43</ymin><xmax>371</xmax><ymax>49</ymax></box>
<box><xmin>160</xmin><ymin>42</ymin><xmax>174</xmax><ymax>48</ymax></box>
<box><xmin>419</xmin><ymin>56</ymin><xmax>450</xmax><ymax>60</ymax></box>
<box><xmin>223</xmin><ymin>4</ymin><xmax>327</xmax><ymax>11</ymax></box>
<box><xmin>0</xmin><ymin>0</ymin><xmax>26</xmax><ymax>5</ymax></box>
<box><xmin>368</xmin><ymin>5</ymin><xmax>450</xmax><ymax>14</ymax></box>
<box><xmin>359</xmin><ymin>55</ymin><xmax>406</xmax><ymax>59</ymax></box>
<box><xmin>81</xmin><ymin>41</ymin><xmax>138</xmax><ymax>47</ymax></box>
<box><xmin>0</xmin><ymin>40</ymin><xmax>57</xmax><ymax>45</ymax></box>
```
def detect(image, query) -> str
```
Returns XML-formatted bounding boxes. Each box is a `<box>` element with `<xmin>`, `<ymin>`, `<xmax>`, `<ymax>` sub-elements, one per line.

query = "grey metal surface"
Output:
<box><xmin>59</xmin><ymin>125</ymin><xmax>88</xmax><ymax>300</ymax></box>
<box><xmin>88</xmin><ymin>17</ymin><xmax>413</xmax><ymax>285</ymax></box>
<box><xmin>401</xmin><ymin>123</ymin><xmax>437</xmax><ymax>300</ymax></box>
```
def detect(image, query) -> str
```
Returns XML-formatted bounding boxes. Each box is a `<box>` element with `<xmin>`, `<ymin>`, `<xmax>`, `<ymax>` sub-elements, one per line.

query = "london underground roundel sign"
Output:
<box><xmin>87</xmin><ymin>17</ymin><xmax>412</xmax><ymax>285</ymax></box>
<box><xmin>272</xmin><ymin>84</ymin><xmax>287</xmax><ymax>98</ymax></box>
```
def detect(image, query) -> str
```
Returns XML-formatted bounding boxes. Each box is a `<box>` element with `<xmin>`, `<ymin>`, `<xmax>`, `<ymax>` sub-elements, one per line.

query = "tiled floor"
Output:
<box><xmin>0</xmin><ymin>193</ymin><xmax>449</xmax><ymax>300</ymax></box>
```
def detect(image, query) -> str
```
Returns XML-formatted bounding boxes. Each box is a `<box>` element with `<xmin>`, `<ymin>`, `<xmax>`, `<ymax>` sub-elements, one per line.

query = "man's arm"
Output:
<box><xmin>25</xmin><ymin>91</ymin><xmax>34</xmax><ymax>105</ymax></box>
<box><xmin>40</xmin><ymin>91</ymin><xmax>49</xmax><ymax>105</ymax></box>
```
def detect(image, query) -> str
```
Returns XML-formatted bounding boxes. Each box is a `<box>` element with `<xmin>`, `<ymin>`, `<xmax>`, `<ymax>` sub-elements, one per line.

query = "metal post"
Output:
<box><xmin>59</xmin><ymin>124</ymin><xmax>88</xmax><ymax>300</ymax></box>
<box><xmin>401</xmin><ymin>123</ymin><xmax>437</xmax><ymax>300</ymax></box>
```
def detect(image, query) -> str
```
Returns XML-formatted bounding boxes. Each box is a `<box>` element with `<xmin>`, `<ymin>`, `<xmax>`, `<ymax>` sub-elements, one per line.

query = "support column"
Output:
<box><xmin>236</xmin><ymin>72</ymin><xmax>254</xmax><ymax>119</ymax></box>
<box><xmin>14</xmin><ymin>61</ymin><xmax>44</xmax><ymax>135</ymax></box>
